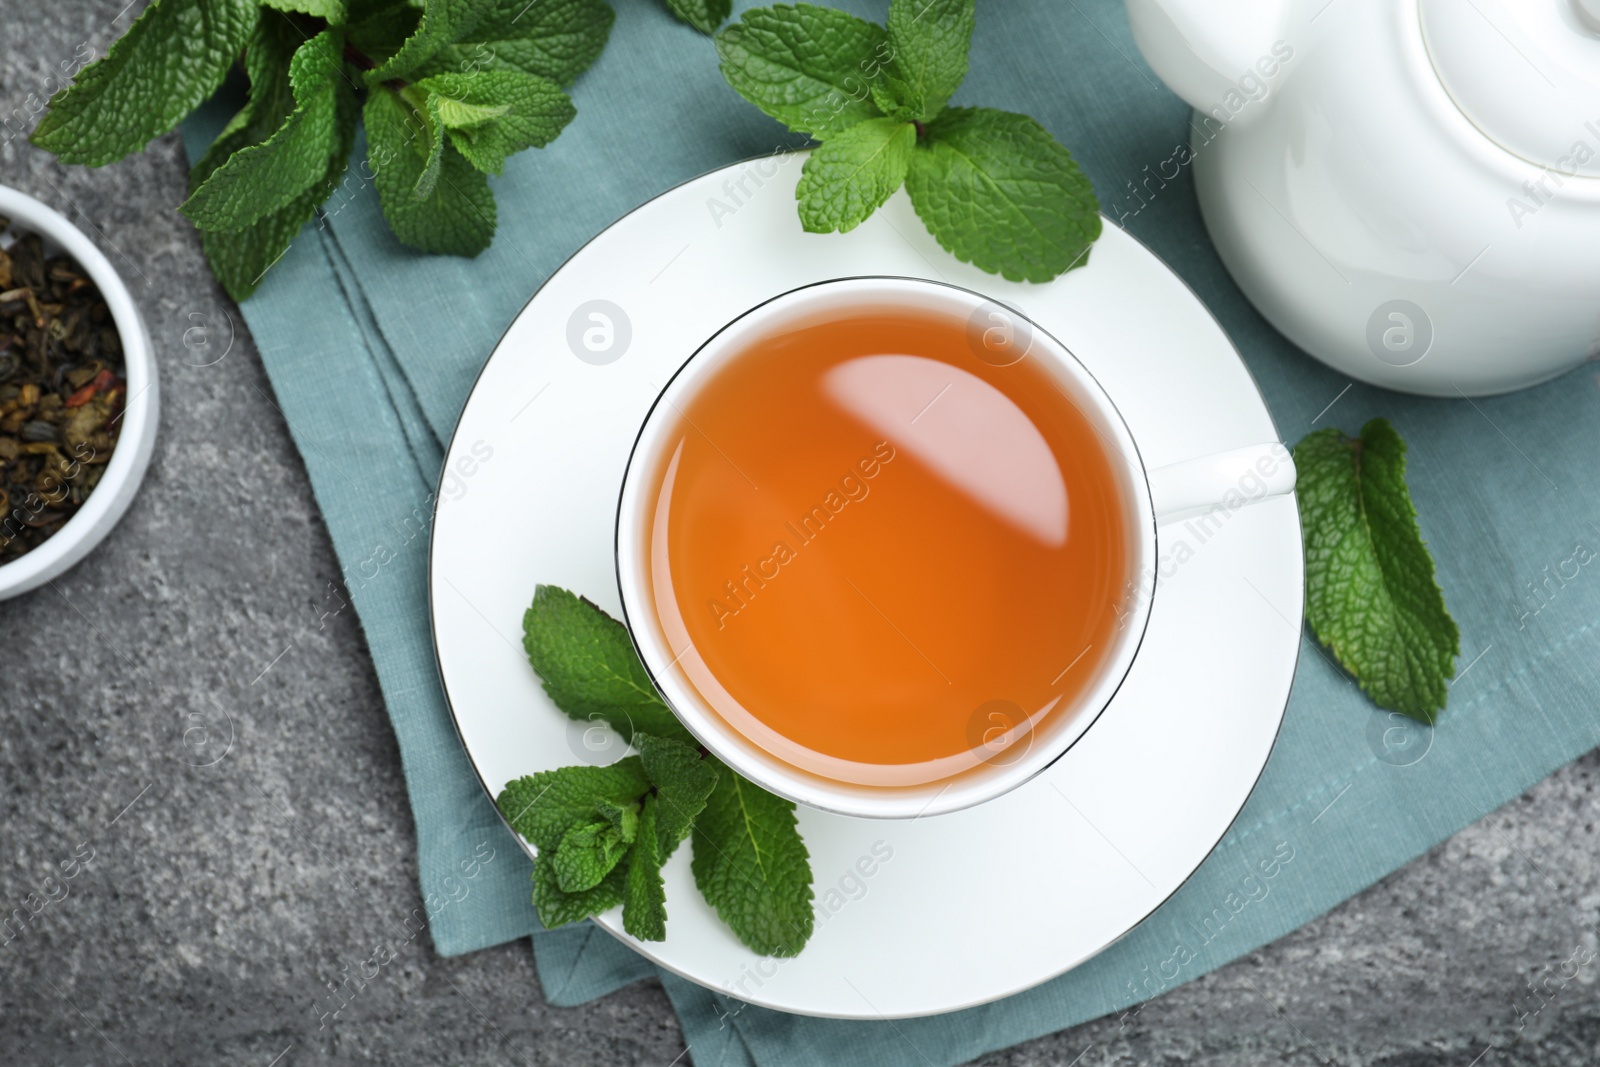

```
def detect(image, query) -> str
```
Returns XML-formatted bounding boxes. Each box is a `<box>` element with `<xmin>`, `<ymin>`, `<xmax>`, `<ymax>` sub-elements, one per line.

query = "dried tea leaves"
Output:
<box><xmin>0</xmin><ymin>218</ymin><xmax>124</xmax><ymax>564</ymax></box>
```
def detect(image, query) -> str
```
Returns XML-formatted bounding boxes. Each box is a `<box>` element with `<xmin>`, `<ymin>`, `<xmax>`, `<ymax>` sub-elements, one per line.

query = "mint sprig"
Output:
<box><xmin>500</xmin><ymin>587</ymin><xmax>814</xmax><ymax>953</ymax></box>
<box><xmin>716</xmin><ymin>0</ymin><xmax>1103</xmax><ymax>282</ymax></box>
<box><xmin>31</xmin><ymin>0</ymin><xmax>615</xmax><ymax>300</ymax></box>
<box><xmin>501</xmin><ymin>759</ymin><xmax>647</xmax><ymax>928</ymax></box>
<box><xmin>1295</xmin><ymin>419</ymin><xmax>1460</xmax><ymax>722</ymax></box>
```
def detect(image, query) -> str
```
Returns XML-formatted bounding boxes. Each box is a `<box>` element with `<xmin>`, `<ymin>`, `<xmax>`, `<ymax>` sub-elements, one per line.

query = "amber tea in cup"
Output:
<box><xmin>618</xmin><ymin>280</ymin><xmax>1152</xmax><ymax>812</ymax></box>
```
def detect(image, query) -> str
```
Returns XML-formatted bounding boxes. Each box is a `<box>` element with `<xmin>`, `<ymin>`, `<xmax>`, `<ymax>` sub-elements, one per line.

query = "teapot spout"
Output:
<box><xmin>1125</xmin><ymin>0</ymin><xmax>1294</xmax><ymax>126</ymax></box>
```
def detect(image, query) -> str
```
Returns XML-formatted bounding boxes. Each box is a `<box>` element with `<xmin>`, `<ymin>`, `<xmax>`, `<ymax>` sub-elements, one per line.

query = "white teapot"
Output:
<box><xmin>1125</xmin><ymin>0</ymin><xmax>1600</xmax><ymax>396</ymax></box>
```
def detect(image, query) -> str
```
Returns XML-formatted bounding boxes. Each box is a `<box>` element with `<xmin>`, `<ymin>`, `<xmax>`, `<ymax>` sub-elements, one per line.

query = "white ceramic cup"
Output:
<box><xmin>0</xmin><ymin>185</ymin><xmax>158</xmax><ymax>601</ymax></box>
<box><xmin>616</xmin><ymin>277</ymin><xmax>1292</xmax><ymax>819</ymax></box>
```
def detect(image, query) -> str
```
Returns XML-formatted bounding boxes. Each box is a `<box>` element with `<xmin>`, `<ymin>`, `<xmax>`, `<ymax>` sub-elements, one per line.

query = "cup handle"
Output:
<box><xmin>1146</xmin><ymin>442</ymin><xmax>1297</xmax><ymax>526</ymax></box>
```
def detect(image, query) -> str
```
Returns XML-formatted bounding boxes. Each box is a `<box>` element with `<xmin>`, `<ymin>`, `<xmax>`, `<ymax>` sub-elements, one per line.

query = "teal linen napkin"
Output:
<box><xmin>184</xmin><ymin>0</ymin><xmax>1600</xmax><ymax>1062</ymax></box>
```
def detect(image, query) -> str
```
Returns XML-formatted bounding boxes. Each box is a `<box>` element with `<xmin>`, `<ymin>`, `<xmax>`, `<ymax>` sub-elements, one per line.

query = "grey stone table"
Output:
<box><xmin>4</xmin><ymin>5</ymin><xmax>1600</xmax><ymax>1066</ymax></box>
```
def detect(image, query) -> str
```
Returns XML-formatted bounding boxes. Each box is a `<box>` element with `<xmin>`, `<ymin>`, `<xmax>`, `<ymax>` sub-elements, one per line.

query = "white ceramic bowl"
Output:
<box><xmin>0</xmin><ymin>185</ymin><xmax>158</xmax><ymax>600</ymax></box>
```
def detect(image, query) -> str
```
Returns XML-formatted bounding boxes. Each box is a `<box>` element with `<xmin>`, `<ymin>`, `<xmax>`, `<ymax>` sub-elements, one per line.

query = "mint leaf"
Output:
<box><xmin>346</xmin><ymin>4</ymin><xmax>423</xmax><ymax>64</ymax></box>
<box><xmin>418</xmin><ymin>70</ymin><xmax>576</xmax><ymax>175</ymax></box>
<box><xmin>502</xmin><ymin>761</ymin><xmax>651</xmax><ymax>927</ymax></box>
<box><xmin>190</xmin><ymin>18</ymin><xmax>357</xmax><ymax>300</ymax></box>
<box><xmin>191</xmin><ymin>186</ymin><xmax>319</xmax><ymax>304</ymax></box>
<box><xmin>418</xmin><ymin>0</ymin><xmax>615</xmax><ymax>87</ymax></box>
<box><xmin>873</xmin><ymin>0</ymin><xmax>974</xmax><ymax>121</ymax></box>
<box><xmin>691</xmin><ymin>759</ymin><xmax>813</xmax><ymax>957</ymax></box>
<box><xmin>32</xmin><ymin>0</ymin><xmax>258</xmax><ymax>166</ymax></box>
<box><xmin>496</xmin><ymin>759</ymin><xmax>651</xmax><ymax>852</ymax></box>
<box><xmin>664</xmin><ymin>0</ymin><xmax>732</xmax><ymax>34</ymax></box>
<box><xmin>622</xmin><ymin>794</ymin><xmax>668</xmax><ymax>940</ymax></box>
<box><xmin>532</xmin><ymin>851</ymin><xmax>628</xmax><ymax>928</ymax></box>
<box><xmin>181</xmin><ymin>28</ymin><xmax>344</xmax><ymax>231</ymax></box>
<box><xmin>411</xmin><ymin>90</ymin><xmax>448</xmax><ymax>200</ymax></box>
<box><xmin>905</xmin><ymin>106</ymin><xmax>1101</xmax><ymax>283</ymax></box>
<box><xmin>551</xmin><ymin>819</ymin><xmax>629</xmax><ymax>892</ymax></box>
<box><xmin>1296</xmin><ymin>419</ymin><xmax>1460</xmax><ymax>722</ymax></box>
<box><xmin>796</xmin><ymin>117</ymin><xmax>915</xmax><ymax>233</ymax></box>
<box><xmin>595</xmin><ymin>799</ymin><xmax>639</xmax><ymax>843</ymax></box>
<box><xmin>715</xmin><ymin>5</ymin><xmax>889</xmax><ymax>139</ymax></box>
<box><xmin>189</xmin><ymin>18</ymin><xmax>300</xmax><ymax>259</ymax></box>
<box><xmin>193</xmin><ymin>14</ymin><xmax>300</xmax><ymax>165</ymax></box>
<box><xmin>368</xmin><ymin>0</ymin><xmax>499</xmax><ymax>83</ymax></box>
<box><xmin>635</xmin><ymin>734</ymin><xmax>717</xmax><ymax>856</ymax></box>
<box><xmin>365</xmin><ymin>85</ymin><xmax>497</xmax><ymax>255</ymax></box>
<box><xmin>521</xmin><ymin>586</ymin><xmax>693</xmax><ymax>745</ymax></box>
<box><xmin>191</xmin><ymin>125</ymin><xmax>349</xmax><ymax>301</ymax></box>
<box><xmin>431</xmin><ymin>94</ymin><xmax>511</xmax><ymax>128</ymax></box>
<box><xmin>261</xmin><ymin>0</ymin><xmax>345</xmax><ymax>20</ymax></box>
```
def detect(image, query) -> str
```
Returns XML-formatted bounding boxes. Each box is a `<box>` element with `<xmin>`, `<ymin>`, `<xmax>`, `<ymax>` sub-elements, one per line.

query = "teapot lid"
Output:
<box><xmin>1420</xmin><ymin>0</ymin><xmax>1600</xmax><ymax>177</ymax></box>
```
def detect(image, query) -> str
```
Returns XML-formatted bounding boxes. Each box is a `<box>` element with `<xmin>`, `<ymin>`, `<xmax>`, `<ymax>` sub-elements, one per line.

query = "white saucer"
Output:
<box><xmin>429</xmin><ymin>157</ymin><xmax>1303</xmax><ymax>1019</ymax></box>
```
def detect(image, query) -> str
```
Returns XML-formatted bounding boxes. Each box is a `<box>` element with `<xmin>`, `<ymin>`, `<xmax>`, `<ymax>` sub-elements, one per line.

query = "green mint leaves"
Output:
<box><xmin>717</xmin><ymin>0</ymin><xmax>1102</xmax><ymax>282</ymax></box>
<box><xmin>365</xmin><ymin>86</ymin><xmax>497</xmax><ymax>254</ymax></box>
<box><xmin>501</xmin><ymin>759</ymin><xmax>647</xmax><ymax>928</ymax></box>
<box><xmin>415</xmin><ymin>0</ymin><xmax>615</xmax><ymax>86</ymax></box>
<box><xmin>32</xmin><ymin>0</ymin><xmax>615</xmax><ymax>301</ymax></box>
<box><xmin>180</xmin><ymin>27</ymin><xmax>346</xmax><ymax>231</ymax></box>
<box><xmin>500</xmin><ymin>587</ymin><xmax>814</xmax><ymax>953</ymax></box>
<box><xmin>623</xmin><ymin>794</ymin><xmax>669</xmax><ymax>940</ymax></box>
<box><xmin>907</xmin><ymin>108</ymin><xmax>1104</xmax><ymax>282</ymax></box>
<box><xmin>416</xmin><ymin>70</ymin><xmax>576</xmax><ymax>177</ymax></box>
<box><xmin>551</xmin><ymin>812</ymin><xmax>634</xmax><ymax>892</ymax></box>
<box><xmin>875</xmin><ymin>0</ymin><xmax>974</xmax><ymax>121</ymax></box>
<box><xmin>261</xmin><ymin>0</ymin><xmax>345</xmax><ymax>18</ymax></box>
<box><xmin>795</xmin><ymin>116</ymin><xmax>916</xmax><ymax>233</ymax></box>
<box><xmin>499</xmin><ymin>759</ymin><xmax>651</xmax><ymax>854</ymax></box>
<box><xmin>1295</xmin><ymin>419</ymin><xmax>1460</xmax><ymax>722</ymax></box>
<box><xmin>636</xmin><ymin>732</ymin><xmax>718</xmax><ymax>852</ymax></box>
<box><xmin>184</xmin><ymin>16</ymin><xmax>351</xmax><ymax>300</ymax></box>
<box><xmin>36</xmin><ymin>0</ymin><xmax>1093</xmax><ymax>294</ymax></box>
<box><xmin>663</xmin><ymin>0</ymin><xmax>733</xmax><ymax>35</ymax></box>
<box><xmin>717</xmin><ymin>7</ymin><xmax>889</xmax><ymax>139</ymax></box>
<box><xmin>613</xmin><ymin>735</ymin><xmax>720</xmax><ymax>943</ymax></box>
<box><xmin>692</xmin><ymin>756</ymin><xmax>815</xmax><ymax>957</ymax></box>
<box><xmin>354</xmin><ymin>0</ymin><xmax>599</xmax><ymax>259</ymax></box>
<box><xmin>366</xmin><ymin>0</ymin><xmax>499</xmax><ymax>83</ymax></box>
<box><xmin>521</xmin><ymin>585</ymin><xmax>694</xmax><ymax>745</ymax></box>
<box><xmin>32</xmin><ymin>0</ymin><xmax>257</xmax><ymax>167</ymax></box>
